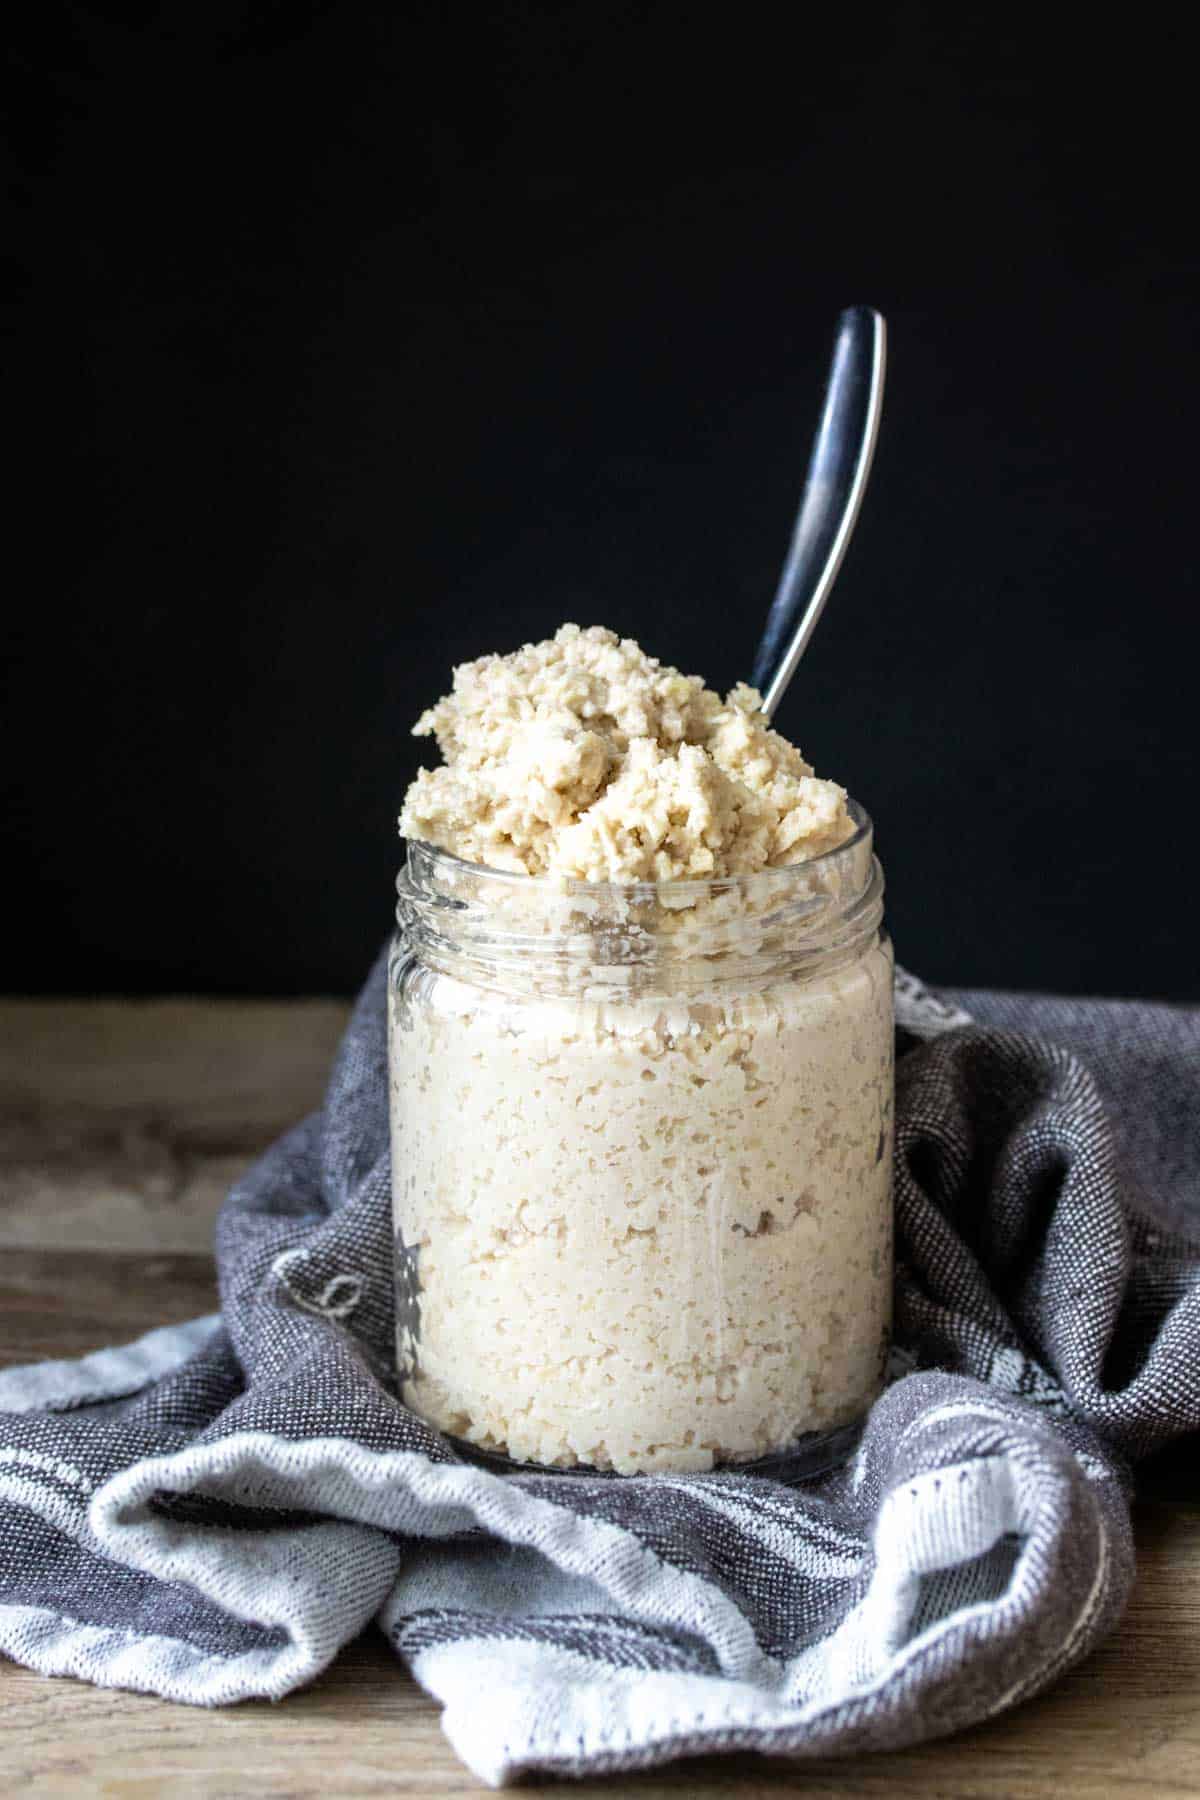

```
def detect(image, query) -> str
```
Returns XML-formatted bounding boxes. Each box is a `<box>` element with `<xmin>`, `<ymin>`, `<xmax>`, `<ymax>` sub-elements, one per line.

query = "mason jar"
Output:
<box><xmin>388</xmin><ymin>803</ymin><xmax>893</xmax><ymax>1478</ymax></box>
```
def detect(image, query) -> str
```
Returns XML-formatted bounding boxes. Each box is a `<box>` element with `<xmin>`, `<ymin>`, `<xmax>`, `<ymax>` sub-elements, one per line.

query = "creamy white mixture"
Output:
<box><xmin>392</xmin><ymin>626</ymin><xmax>893</xmax><ymax>1474</ymax></box>
<box><xmin>390</xmin><ymin>949</ymin><xmax>893</xmax><ymax>1473</ymax></box>
<box><xmin>400</xmin><ymin>624</ymin><xmax>853</xmax><ymax>880</ymax></box>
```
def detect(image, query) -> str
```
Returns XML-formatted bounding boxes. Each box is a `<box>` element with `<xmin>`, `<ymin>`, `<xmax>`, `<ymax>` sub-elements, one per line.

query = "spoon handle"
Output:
<box><xmin>752</xmin><ymin>306</ymin><xmax>886</xmax><ymax>719</ymax></box>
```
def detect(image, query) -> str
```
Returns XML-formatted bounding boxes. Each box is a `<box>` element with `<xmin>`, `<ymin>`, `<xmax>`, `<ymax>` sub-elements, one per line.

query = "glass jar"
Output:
<box><xmin>388</xmin><ymin>803</ymin><xmax>893</xmax><ymax>1478</ymax></box>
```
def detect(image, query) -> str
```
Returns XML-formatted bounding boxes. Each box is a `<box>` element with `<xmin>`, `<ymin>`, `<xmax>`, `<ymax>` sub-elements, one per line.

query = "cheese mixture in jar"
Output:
<box><xmin>390</xmin><ymin>626</ymin><xmax>893</xmax><ymax>1475</ymax></box>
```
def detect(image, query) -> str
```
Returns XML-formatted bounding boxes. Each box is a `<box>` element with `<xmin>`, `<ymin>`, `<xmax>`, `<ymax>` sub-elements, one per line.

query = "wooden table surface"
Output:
<box><xmin>2</xmin><ymin>998</ymin><xmax>1197</xmax><ymax>1798</ymax></box>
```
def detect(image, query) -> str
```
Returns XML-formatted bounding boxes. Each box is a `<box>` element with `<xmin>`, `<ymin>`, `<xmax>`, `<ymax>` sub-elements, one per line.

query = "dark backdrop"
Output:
<box><xmin>7</xmin><ymin>7</ymin><xmax>1198</xmax><ymax>1000</ymax></box>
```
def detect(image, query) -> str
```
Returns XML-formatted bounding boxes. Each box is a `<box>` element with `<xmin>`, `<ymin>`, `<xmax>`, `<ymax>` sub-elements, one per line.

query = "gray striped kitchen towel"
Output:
<box><xmin>1</xmin><ymin>956</ymin><xmax>1197</xmax><ymax>1786</ymax></box>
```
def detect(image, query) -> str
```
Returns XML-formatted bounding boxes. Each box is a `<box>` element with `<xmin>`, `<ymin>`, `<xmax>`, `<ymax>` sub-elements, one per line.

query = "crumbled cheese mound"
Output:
<box><xmin>399</xmin><ymin>624</ymin><xmax>853</xmax><ymax>879</ymax></box>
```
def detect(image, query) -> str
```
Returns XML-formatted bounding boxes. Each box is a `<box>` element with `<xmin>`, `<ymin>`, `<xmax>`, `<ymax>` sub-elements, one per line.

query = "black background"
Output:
<box><xmin>7</xmin><ymin>6</ymin><xmax>1198</xmax><ymax>1000</ymax></box>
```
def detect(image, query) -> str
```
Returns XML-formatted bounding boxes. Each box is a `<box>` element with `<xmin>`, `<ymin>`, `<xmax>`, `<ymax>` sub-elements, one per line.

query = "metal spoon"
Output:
<box><xmin>751</xmin><ymin>306</ymin><xmax>886</xmax><ymax>719</ymax></box>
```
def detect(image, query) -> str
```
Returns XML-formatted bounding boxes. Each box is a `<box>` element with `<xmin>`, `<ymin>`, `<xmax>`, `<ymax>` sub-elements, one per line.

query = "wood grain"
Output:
<box><xmin>0</xmin><ymin>998</ymin><xmax>348</xmax><ymax>1254</ymax></box>
<box><xmin>1</xmin><ymin>1000</ymin><xmax>1197</xmax><ymax>1798</ymax></box>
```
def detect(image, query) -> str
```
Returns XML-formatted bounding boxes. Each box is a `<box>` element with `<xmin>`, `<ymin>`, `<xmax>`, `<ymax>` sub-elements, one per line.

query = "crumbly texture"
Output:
<box><xmin>389</xmin><ymin>943</ymin><xmax>894</xmax><ymax>1474</ymax></box>
<box><xmin>399</xmin><ymin>624</ymin><xmax>853</xmax><ymax>880</ymax></box>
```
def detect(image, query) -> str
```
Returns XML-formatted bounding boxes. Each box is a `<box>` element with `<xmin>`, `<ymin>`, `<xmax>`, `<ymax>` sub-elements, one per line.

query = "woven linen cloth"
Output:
<box><xmin>1</xmin><ymin>957</ymin><xmax>1197</xmax><ymax>1787</ymax></box>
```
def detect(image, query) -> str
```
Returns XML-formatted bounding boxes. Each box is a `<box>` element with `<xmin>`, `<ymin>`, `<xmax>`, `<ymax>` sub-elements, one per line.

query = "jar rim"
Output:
<box><xmin>401</xmin><ymin>798</ymin><xmax>873</xmax><ymax>900</ymax></box>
